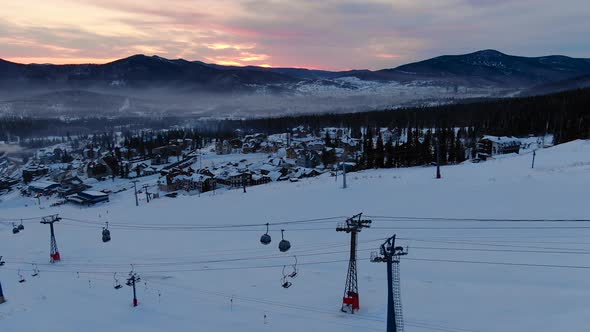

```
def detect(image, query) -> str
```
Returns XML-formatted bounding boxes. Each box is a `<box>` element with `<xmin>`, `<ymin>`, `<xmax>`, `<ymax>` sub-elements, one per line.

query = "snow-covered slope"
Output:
<box><xmin>1</xmin><ymin>140</ymin><xmax>590</xmax><ymax>332</ymax></box>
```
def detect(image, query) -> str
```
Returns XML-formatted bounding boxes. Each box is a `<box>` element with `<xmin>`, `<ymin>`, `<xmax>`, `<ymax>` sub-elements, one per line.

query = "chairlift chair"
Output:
<box><xmin>18</xmin><ymin>220</ymin><xmax>24</xmax><ymax>231</ymax></box>
<box><xmin>31</xmin><ymin>264</ymin><xmax>39</xmax><ymax>277</ymax></box>
<box><xmin>18</xmin><ymin>270</ymin><xmax>26</xmax><ymax>283</ymax></box>
<box><xmin>281</xmin><ymin>266</ymin><xmax>292</xmax><ymax>289</ymax></box>
<box><xmin>288</xmin><ymin>256</ymin><xmax>298</xmax><ymax>278</ymax></box>
<box><xmin>113</xmin><ymin>273</ymin><xmax>122</xmax><ymax>289</ymax></box>
<box><xmin>12</xmin><ymin>223</ymin><xmax>20</xmax><ymax>234</ymax></box>
<box><xmin>0</xmin><ymin>256</ymin><xmax>5</xmax><ymax>266</ymax></box>
<box><xmin>281</xmin><ymin>278</ymin><xmax>292</xmax><ymax>289</ymax></box>
<box><xmin>370</xmin><ymin>251</ymin><xmax>381</xmax><ymax>262</ymax></box>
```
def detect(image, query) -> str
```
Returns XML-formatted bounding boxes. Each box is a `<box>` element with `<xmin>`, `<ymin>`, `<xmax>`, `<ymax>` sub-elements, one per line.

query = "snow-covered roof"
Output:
<box><xmin>190</xmin><ymin>174</ymin><xmax>212</xmax><ymax>182</ymax></box>
<box><xmin>28</xmin><ymin>180</ymin><xmax>59</xmax><ymax>189</ymax></box>
<box><xmin>260</xmin><ymin>164</ymin><xmax>278</xmax><ymax>172</ymax></box>
<box><xmin>172</xmin><ymin>174</ymin><xmax>191</xmax><ymax>182</ymax></box>
<box><xmin>482</xmin><ymin>136</ymin><xmax>520</xmax><ymax>144</ymax></box>
<box><xmin>267</xmin><ymin>171</ymin><xmax>283</xmax><ymax>181</ymax></box>
<box><xmin>80</xmin><ymin>190</ymin><xmax>108</xmax><ymax>197</ymax></box>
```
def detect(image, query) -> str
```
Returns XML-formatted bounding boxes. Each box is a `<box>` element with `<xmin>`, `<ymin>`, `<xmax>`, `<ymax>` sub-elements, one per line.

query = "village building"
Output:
<box><xmin>160</xmin><ymin>173</ymin><xmax>217</xmax><ymax>193</ymax></box>
<box><xmin>153</xmin><ymin>145</ymin><xmax>181</xmax><ymax>160</ymax></box>
<box><xmin>296</xmin><ymin>150</ymin><xmax>321</xmax><ymax>168</ymax></box>
<box><xmin>22</xmin><ymin>164</ymin><xmax>49</xmax><ymax>182</ymax></box>
<box><xmin>151</xmin><ymin>154</ymin><xmax>169</xmax><ymax>165</ymax></box>
<box><xmin>67</xmin><ymin>190</ymin><xmax>109</xmax><ymax>205</ymax></box>
<box><xmin>215</xmin><ymin>140</ymin><xmax>233</xmax><ymax>155</ymax></box>
<box><xmin>86</xmin><ymin>161</ymin><xmax>111</xmax><ymax>178</ymax></box>
<box><xmin>57</xmin><ymin>176</ymin><xmax>91</xmax><ymax>197</ymax></box>
<box><xmin>28</xmin><ymin>180</ymin><xmax>60</xmax><ymax>194</ymax></box>
<box><xmin>0</xmin><ymin>176</ymin><xmax>18</xmax><ymax>190</ymax></box>
<box><xmin>477</xmin><ymin>136</ymin><xmax>521</xmax><ymax>158</ymax></box>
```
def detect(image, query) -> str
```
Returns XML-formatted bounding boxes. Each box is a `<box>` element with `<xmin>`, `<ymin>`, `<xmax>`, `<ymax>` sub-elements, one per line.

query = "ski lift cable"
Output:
<box><xmin>61</xmin><ymin>215</ymin><xmax>347</xmax><ymax>229</ymax></box>
<box><xmin>1</xmin><ymin>258</ymin><xmax>354</xmax><ymax>275</ymax></box>
<box><xmin>56</xmin><ymin>215</ymin><xmax>590</xmax><ymax>233</ymax></box>
<box><xmin>60</xmin><ymin>221</ymin><xmax>338</xmax><ymax>232</ymax></box>
<box><xmin>7</xmin><ymin>240</ymin><xmax>590</xmax><ymax>270</ymax></box>
<box><xmin>372</xmin><ymin>225</ymin><xmax>590</xmax><ymax>230</ymax></box>
<box><xmin>0</xmin><ymin>215</ymin><xmax>51</xmax><ymax>222</ymax></box>
<box><xmin>397</xmin><ymin>237</ymin><xmax>590</xmax><ymax>252</ymax></box>
<box><xmin>5</xmin><ymin>236</ymin><xmax>384</xmax><ymax>267</ymax></box>
<box><xmin>6</xmin><ymin>254</ymin><xmax>590</xmax><ymax>275</ymax></box>
<box><xmin>367</xmin><ymin>215</ymin><xmax>590</xmax><ymax>223</ymax></box>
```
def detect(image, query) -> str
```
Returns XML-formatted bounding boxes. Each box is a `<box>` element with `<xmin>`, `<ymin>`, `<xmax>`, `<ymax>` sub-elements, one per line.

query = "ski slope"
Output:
<box><xmin>1</xmin><ymin>140</ymin><xmax>590</xmax><ymax>332</ymax></box>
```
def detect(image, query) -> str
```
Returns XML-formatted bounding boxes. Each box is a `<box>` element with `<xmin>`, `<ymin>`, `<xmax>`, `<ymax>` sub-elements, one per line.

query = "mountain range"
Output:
<box><xmin>1</xmin><ymin>49</ymin><xmax>589</xmax><ymax>118</ymax></box>
<box><xmin>2</xmin><ymin>49</ymin><xmax>590</xmax><ymax>91</ymax></box>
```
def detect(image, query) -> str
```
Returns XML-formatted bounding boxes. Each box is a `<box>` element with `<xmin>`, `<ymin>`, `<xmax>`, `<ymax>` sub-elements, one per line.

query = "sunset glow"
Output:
<box><xmin>1</xmin><ymin>0</ymin><xmax>588</xmax><ymax>69</ymax></box>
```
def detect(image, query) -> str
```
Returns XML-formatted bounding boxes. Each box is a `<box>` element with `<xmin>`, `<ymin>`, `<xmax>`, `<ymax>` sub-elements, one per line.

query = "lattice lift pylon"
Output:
<box><xmin>40</xmin><ymin>215</ymin><xmax>62</xmax><ymax>263</ymax></box>
<box><xmin>371</xmin><ymin>235</ymin><xmax>408</xmax><ymax>332</ymax></box>
<box><xmin>336</xmin><ymin>213</ymin><xmax>371</xmax><ymax>313</ymax></box>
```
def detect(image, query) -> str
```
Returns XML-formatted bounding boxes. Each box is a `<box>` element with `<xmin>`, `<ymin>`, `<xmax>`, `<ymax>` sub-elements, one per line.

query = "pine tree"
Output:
<box><xmin>448</xmin><ymin>129</ymin><xmax>456</xmax><ymax>164</ymax></box>
<box><xmin>455</xmin><ymin>136</ymin><xmax>466</xmax><ymax>163</ymax></box>
<box><xmin>365</xmin><ymin>129</ymin><xmax>374</xmax><ymax>169</ymax></box>
<box><xmin>384</xmin><ymin>137</ymin><xmax>394</xmax><ymax>168</ymax></box>
<box><xmin>422</xmin><ymin>130</ymin><xmax>433</xmax><ymax>165</ymax></box>
<box><xmin>394</xmin><ymin>141</ymin><xmax>401</xmax><ymax>168</ymax></box>
<box><xmin>439</xmin><ymin>128</ymin><xmax>448</xmax><ymax>165</ymax></box>
<box><xmin>375</xmin><ymin>132</ymin><xmax>384</xmax><ymax>168</ymax></box>
<box><xmin>325</xmin><ymin>131</ymin><xmax>332</xmax><ymax>148</ymax></box>
<box><xmin>404</xmin><ymin>128</ymin><xmax>414</xmax><ymax>167</ymax></box>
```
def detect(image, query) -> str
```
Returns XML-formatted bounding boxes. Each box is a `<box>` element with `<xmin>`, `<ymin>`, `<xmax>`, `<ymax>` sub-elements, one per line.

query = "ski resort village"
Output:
<box><xmin>1</xmin><ymin>127</ymin><xmax>546</xmax><ymax>204</ymax></box>
<box><xmin>2</xmin><ymin>124</ymin><xmax>589</xmax><ymax>332</ymax></box>
<box><xmin>2</xmin><ymin>1</ymin><xmax>590</xmax><ymax>330</ymax></box>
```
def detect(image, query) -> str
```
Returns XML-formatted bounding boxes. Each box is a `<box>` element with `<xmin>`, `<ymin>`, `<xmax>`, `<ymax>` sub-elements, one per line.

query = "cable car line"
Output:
<box><xmin>61</xmin><ymin>215</ymin><xmax>346</xmax><ymax>229</ymax></box>
<box><xmin>367</xmin><ymin>215</ymin><xmax>590</xmax><ymax>222</ymax></box>
<box><xmin>404</xmin><ymin>257</ymin><xmax>590</xmax><ymax>269</ymax></box>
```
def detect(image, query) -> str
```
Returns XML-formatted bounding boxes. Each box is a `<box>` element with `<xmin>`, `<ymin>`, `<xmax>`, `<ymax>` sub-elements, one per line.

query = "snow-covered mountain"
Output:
<box><xmin>1</xmin><ymin>50</ymin><xmax>589</xmax><ymax>117</ymax></box>
<box><xmin>3</xmin><ymin>50</ymin><xmax>590</xmax><ymax>92</ymax></box>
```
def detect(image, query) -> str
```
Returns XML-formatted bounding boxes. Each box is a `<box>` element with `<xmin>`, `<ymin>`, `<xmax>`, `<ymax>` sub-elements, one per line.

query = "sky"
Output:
<box><xmin>0</xmin><ymin>0</ymin><xmax>589</xmax><ymax>70</ymax></box>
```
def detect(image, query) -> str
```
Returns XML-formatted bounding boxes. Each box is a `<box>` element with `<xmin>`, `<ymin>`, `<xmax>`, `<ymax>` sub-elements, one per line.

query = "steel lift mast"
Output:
<box><xmin>371</xmin><ymin>235</ymin><xmax>408</xmax><ymax>332</ymax></box>
<box><xmin>336</xmin><ymin>213</ymin><xmax>371</xmax><ymax>313</ymax></box>
<box><xmin>40</xmin><ymin>215</ymin><xmax>62</xmax><ymax>263</ymax></box>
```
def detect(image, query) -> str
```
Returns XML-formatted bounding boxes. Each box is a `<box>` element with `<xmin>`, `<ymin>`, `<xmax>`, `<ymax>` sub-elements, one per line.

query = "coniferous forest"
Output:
<box><xmin>1</xmin><ymin>87</ymin><xmax>588</xmax><ymax>170</ymax></box>
<box><xmin>235</xmin><ymin>87</ymin><xmax>590</xmax><ymax>144</ymax></box>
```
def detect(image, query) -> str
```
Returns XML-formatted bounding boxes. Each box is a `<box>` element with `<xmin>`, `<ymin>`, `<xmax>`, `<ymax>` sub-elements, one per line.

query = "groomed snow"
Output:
<box><xmin>1</xmin><ymin>140</ymin><xmax>590</xmax><ymax>332</ymax></box>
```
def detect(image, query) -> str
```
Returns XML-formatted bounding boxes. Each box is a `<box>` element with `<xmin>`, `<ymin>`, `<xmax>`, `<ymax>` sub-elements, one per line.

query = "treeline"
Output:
<box><xmin>321</xmin><ymin>125</ymin><xmax>471</xmax><ymax>170</ymax></box>
<box><xmin>356</xmin><ymin>127</ymin><xmax>470</xmax><ymax>170</ymax></box>
<box><xmin>0</xmin><ymin>117</ymin><xmax>184</xmax><ymax>141</ymax></box>
<box><xmin>121</xmin><ymin>129</ymin><xmax>213</xmax><ymax>157</ymax></box>
<box><xmin>232</xmin><ymin>88</ymin><xmax>590</xmax><ymax>145</ymax></box>
<box><xmin>2</xmin><ymin>87</ymin><xmax>589</xmax><ymax>148</ymax></box>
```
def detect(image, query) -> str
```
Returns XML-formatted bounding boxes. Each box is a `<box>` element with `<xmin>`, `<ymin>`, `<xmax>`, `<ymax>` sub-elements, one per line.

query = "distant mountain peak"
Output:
<box><xmin>469</xmin><ymin>49</ymin><xmax>507</xmax><ymax>57</ymax></box>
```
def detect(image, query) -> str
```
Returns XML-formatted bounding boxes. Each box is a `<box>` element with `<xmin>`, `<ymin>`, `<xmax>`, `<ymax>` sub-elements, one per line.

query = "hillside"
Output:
<box><xmin>1</xmin><ymin>50</ymin><xmax>590</xmax><ymax>118</ymax></box>
<box><xmin>525</xmin><ymin>73</ymin><xmax>590</xmax><ymax>95</ymax></box>
<box><xmin>381</xmin><ymin>50</ymin><xmax>590</xmax><ymax>87</ymax></box>
<box><xmin>1</xmin><ymin>140</ymin><xmax>590</xmax><ymax>332</ymax></box>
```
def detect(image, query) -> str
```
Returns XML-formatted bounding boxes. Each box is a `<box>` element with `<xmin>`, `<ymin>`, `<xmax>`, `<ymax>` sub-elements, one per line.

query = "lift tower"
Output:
<box><xmin>40</xmin><ymin>215</ymin><xmax>62</xmax><ymax>263</ymax></box>
<box><xmin>336</xmin><ymin>213</ymin><xmax>371</xmax><ymax>313</ymax></box>
<box><xmin>371</xmin><ymin>235</ymin><xmax>408</xmax><ymax>332</ymax></box>
<box><xmin>126</xmin><ymin>270</ymin><xmax>141</xmax><ymax>307</ymax></box>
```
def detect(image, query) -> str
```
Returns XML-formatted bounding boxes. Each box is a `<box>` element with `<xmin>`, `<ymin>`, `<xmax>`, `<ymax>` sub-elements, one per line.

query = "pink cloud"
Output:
<box><xmin>375</xmin><ymin>53</ymin><xmax>401</xmax><ymax>59</ymax></box>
